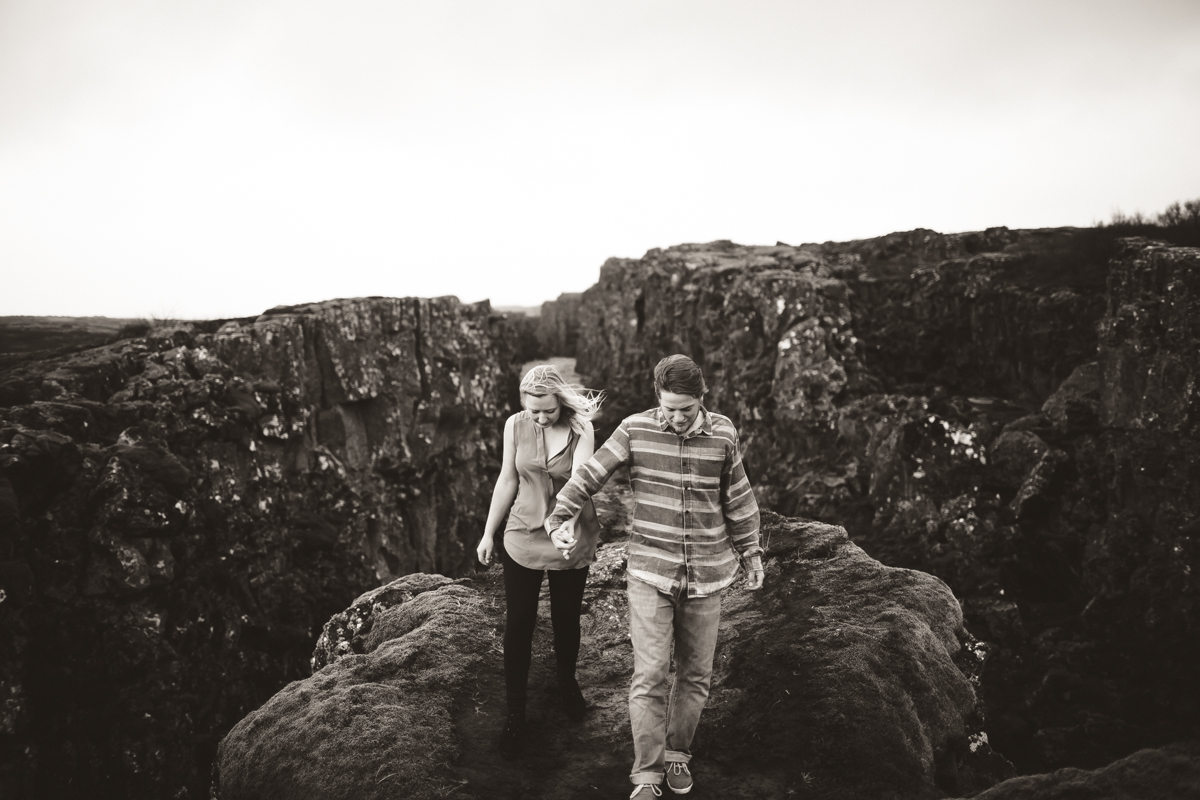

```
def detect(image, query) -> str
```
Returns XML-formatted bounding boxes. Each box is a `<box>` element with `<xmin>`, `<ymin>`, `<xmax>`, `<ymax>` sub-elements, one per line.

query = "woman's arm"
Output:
<box><xmin>477</xmin><ymin>415</ymin><xmax>519</xmax><ymax>566</ymax></box>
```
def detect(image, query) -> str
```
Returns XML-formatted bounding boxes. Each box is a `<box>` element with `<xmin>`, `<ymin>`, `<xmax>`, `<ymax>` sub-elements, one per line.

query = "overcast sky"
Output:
<box><xmin>2</xmin><ymin>0</ymin><xmax>1198</xmax><ymax>319</ymax></box>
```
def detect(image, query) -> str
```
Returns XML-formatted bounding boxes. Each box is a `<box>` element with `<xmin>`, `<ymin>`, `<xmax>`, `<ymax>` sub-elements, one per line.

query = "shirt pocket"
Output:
<box><xmin>688</xmin><ymin>442</ymin><xmax>726</xmax><ymax>486</ymax></box>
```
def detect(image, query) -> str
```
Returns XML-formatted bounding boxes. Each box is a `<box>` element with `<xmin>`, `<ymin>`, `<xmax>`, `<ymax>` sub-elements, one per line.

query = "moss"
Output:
<box><xmin>215</xmin><ymin>579</ymin><xmax>495</xmax><ymax>800</ymax></box>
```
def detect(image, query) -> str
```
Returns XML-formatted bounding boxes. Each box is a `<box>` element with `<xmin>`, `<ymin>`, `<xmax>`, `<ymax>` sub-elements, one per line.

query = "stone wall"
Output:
<box><xmin>0</xmin><ymin>297</ymin><xmax>519</xmax><ymax>799</ymax></box>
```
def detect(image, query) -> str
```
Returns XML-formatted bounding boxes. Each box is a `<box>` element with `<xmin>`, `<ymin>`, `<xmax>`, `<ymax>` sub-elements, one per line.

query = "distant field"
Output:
<box><xmin>0</xmin><ymin>316</ymin><xmax>142</xmax><ymax>357</ymax></box>
<box><xmin>494</xmin><ymin>304</ymin><xmax>540</xmax><ymax>317</ymax></box>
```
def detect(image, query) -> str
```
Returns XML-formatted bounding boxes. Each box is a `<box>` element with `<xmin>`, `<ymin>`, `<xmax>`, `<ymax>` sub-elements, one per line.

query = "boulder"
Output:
<box><xmin>1041</xmin><ymin>362</ymin><xmax>1102</xmax><ymax>434</ymax></box>
<box><xmin>214</xmin><ymin>576</ymin><xmax>492</xmax><ymax>800</ymax></box>
<box><xmin>988</xmin><ymin>430</ymin><xmax>1051</xmax><ymax>489</ymax></box>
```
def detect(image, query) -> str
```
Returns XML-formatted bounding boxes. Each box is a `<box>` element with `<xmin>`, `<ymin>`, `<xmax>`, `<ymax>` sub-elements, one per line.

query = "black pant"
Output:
<box><xmin>502</xmin><ymin>546</ymin><xmax>589</xmax><ymax>710</ymax></box>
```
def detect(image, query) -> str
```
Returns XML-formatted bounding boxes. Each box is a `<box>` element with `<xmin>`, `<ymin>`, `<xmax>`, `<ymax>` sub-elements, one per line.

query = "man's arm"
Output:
<box><xmin>546</xmin><ymin>419</ymin><xmax>632</xmax><ymax>533</ymax></box>
<box><xmin>721</xmin><ymin>431</ymin><xmax>764</xmax><ymax>589</ymax></box>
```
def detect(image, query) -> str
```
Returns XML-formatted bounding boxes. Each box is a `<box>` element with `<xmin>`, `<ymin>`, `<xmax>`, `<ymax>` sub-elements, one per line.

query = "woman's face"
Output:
<box><xmin>524</xmin><ymin>393</ymin><xmax>562</xmax><ymax>428</ymax></box>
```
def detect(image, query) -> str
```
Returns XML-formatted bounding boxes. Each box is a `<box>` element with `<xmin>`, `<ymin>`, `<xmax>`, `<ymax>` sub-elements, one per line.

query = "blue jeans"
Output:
<box><xmin>626</xmin><ymin>574</ymin><xmax>722</xmax><ymax>785</ymax></box>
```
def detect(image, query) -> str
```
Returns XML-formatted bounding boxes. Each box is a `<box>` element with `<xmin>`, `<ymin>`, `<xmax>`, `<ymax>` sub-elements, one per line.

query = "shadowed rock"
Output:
<box><xmin>966</xmin><ymin>740</ymin><xmax>1200</xmax><ymax>799</ymax></box>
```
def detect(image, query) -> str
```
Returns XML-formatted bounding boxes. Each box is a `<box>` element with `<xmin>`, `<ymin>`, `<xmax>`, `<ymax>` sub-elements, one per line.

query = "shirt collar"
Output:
<box><xmin>655</xmin><ymin>404</ymin><xmax>713</xmax><ymax>438</ymax></box>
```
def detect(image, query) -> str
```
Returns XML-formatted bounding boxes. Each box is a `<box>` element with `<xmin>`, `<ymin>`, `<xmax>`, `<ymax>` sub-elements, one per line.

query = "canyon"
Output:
<box><xmin>2</xmin><ymin>227</ymin><xmax>1198</xmax><ymax>798</ymax></box>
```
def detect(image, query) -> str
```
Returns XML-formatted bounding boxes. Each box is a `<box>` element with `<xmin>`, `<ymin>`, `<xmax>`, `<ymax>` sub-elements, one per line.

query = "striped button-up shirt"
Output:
<box><xmin>547</xmin><ymin>406</ymin><xmax>761</xmax><ymax>598</ymax></box>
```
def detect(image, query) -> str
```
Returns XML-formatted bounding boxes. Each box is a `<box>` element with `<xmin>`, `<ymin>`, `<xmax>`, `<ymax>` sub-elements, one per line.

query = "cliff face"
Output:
<box><xmin>0</xmin><ymin>297</ymin><xmax>518</xmax><ymax>799</ymax></box>
<box><xmin>573</xmin><ymin>241</ymin><xmax>872</xmax><ymax>506</ymax></box>
<box><xmin>573</xmin><ymin>229</ymin><xmax>1106</xmax><ymax>424</ymax></box>
<box><xmin>550</xmin><ymin>233</ymin><xmax>1200</xmax><ymax>772</ymax></box>
<box><xmin>536</xmin><ymin>292</ymin><xmax>584</xmax><ymax>357</ymax></box>
<box><xmin>826</xmin><ymin>227</ymin><xmax>1107</xmax><ymax>403</ymax></box>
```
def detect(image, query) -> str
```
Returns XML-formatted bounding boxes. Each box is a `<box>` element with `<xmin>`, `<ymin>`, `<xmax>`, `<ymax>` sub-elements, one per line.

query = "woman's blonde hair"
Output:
<box><xmin>520</xmin><ymin>364</ymin><xmax>604</xmax><ymax>434</ymax></box>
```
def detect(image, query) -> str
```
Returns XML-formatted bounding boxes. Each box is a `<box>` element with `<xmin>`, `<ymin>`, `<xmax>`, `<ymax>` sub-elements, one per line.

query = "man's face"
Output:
<box><xmin>658</xmin><ymin>390</ymin><xmax>701</xmax><ymax>434</ymax></box>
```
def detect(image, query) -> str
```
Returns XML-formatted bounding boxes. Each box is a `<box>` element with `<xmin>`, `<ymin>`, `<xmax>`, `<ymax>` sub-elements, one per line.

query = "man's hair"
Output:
<box><xmin>653</xmin><ymin>354</ymin><xmax>707</xmax><ymax>398</ymax></box>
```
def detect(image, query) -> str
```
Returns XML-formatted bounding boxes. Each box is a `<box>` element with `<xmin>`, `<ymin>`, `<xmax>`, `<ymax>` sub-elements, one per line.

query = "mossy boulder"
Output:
<box><xmin>214</xmin><ymin>575</ymin><xmax>494</xmax><ymax>800</ymax></box>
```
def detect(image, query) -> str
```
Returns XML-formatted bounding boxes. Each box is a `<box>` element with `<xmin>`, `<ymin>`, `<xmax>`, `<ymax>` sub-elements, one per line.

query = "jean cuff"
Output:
<box><xmin>629</xmin><ymin>772</ymin><xmax>663</xmax><ymax>785</ymax></box>
<box><xmin>665</xmin><ymin>750</ymin><xmax>692</xmax><ymax>764</ymax></box>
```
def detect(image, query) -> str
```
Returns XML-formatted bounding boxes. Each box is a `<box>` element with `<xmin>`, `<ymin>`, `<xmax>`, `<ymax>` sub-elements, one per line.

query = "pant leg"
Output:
<box><xmin>627</xmin><ymin>574</ymin><xmax>675</xmax><ymax>786</ymax></box>
<box><xmin>664</xmin><ymin>590</ymin><xmax>722</xmax><ymax>763</ymax></box>
<box><xmin>546</xmin><ymin>566</ymin><xmax>589</xmax><ymax>683</ymax></box>
<box><xmin>502</xmin><ymin>551</ymin><xmax>546</xmax><ymax>710</ymax></box>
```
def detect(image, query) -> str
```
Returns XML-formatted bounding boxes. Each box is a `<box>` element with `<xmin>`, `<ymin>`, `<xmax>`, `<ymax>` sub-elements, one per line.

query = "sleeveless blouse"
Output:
<box><xmin>504</xmin><ymin>410</ymin><xmax>601</xmax><ymax>570</ymax></box>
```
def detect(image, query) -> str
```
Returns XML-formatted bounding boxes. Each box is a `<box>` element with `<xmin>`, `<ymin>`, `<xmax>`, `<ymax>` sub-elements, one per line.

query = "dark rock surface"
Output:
<box><xmin>215</xmin><ymin>513</ymin><xmax>1014</xmax><ymax>800</ymax></box>
<box><xmin>0</xmin><ymin>297</ymin><xmax>519</xmax><ymax>799</ymax></box>
<box><xmin>546</xmin><ymin>232</ymin><xmax>1200</xmax><ymax>774</ymax></box>
<box><xmin>537</xmin><ymin>292</ymin><xmax>584</xmax><ymax>358</ymax></box>
<box><xmin>966</xmin><ymin>740</ymin><xmax>1200</xmax><ymax>799</ymax></box>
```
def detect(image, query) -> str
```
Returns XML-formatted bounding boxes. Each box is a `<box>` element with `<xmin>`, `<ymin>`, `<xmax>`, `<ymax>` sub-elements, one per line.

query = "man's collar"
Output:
<box><xmin>654</xmin><ymin>405</ymin><xmax>713</xmax><ymax>438</ymax></box>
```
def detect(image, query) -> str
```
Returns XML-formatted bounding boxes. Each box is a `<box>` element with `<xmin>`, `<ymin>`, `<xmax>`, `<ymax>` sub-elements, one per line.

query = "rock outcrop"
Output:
<box><xmin>215</xmin><ymin>513</ymin><xmax>1014</xmax><ymax>800</ymax></box>
<box><xmin>546</xmin><ymin>233</ymin><xmax>1200</xmax><ymax>773</ymax></box>
<box><xmin>536</xmin><ymin>292</ymin><xmax>584</xmax><ymax>358</ymax></box>
<box><xmin>967</xmin><ymin>740</ymin><xmax>1200</xmax><ymax>799</ymax></box>
<box><xmin>571</xmin><ymin>240</ymin><xmax>873</xmax><ymax>505</ymax></box>
<box><xmin>0</xmin><ymin>297</ymin><xmax>519</xmax><ymax>799</ymax></box>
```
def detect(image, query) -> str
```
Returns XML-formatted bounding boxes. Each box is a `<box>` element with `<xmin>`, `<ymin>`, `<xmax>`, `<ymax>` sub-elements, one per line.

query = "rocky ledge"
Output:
<box><xmin>0</xmin><ymin>297</ymin><xmax>520</xmax><ymax>799</ymax></box>
<box><xmin>214</xmin><ymin>513</ymin><xmax>1013</xmax><ymax>800</ymax></box>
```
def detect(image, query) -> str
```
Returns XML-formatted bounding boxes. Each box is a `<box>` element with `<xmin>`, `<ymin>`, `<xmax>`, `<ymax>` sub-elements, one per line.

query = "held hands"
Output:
<box><xmin>549</xmin><ymin>518</ymin><xmax>577</xmax><ymax>559</ymax></box>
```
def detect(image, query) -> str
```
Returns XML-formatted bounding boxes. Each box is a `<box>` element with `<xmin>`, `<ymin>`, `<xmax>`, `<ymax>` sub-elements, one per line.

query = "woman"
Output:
<box><xmin>476</xmin><ymin>364</ymin><xmax>604</xmax><ymax>756</ymax></box>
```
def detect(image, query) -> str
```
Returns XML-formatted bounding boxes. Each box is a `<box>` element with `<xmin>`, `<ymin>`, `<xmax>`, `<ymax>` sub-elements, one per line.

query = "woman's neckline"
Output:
<box><xmin>538</xmin><ymin>418</ymin><xmax>571</xmax><ymax>463</ymax></box>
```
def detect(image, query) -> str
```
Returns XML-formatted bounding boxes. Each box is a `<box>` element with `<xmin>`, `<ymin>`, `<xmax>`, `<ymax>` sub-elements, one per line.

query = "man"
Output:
<box><xmin>547</xmin><ymin>354</ymin><xmax>764</xmax><ymax>798</ymax></box>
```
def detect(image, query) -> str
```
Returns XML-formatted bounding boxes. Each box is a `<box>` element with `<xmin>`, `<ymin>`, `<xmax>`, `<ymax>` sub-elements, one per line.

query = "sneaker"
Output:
<box><xmin>561</xmin><ymin>678</ymin><xmax>587</xmax><ymax>721</ymax></box>
<box><xmin>629</xmin><ymin>785</ymin><xmax>662</xmax><ymax>798</ymax></box>
<box><xmin>665</xmin><ymin>762</ymin><xmax>693</xmax><ymax>794</ymax></box>
<box><xmin>499</xmin><ymin>708</ymin><xmax>525</xmax><ymax>759</ymax></box>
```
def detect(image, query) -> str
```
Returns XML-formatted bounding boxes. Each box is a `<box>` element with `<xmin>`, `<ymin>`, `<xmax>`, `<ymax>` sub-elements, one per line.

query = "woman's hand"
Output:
<box><xmin>477</xmin><ymin>533</ymin><xmax>495</xmax><ymax>566</ymax></box>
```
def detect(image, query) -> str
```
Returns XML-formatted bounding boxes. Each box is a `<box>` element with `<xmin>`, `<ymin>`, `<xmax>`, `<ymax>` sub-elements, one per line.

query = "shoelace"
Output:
<box><xmin>630</xmin><ymin>784</ymin><xmax>662</xmax><ymax>798</ymax></box>
<box><xmin>668</xmin><ymin>763</ymin><xmax>689</xmax><ymax>777</ymax></box>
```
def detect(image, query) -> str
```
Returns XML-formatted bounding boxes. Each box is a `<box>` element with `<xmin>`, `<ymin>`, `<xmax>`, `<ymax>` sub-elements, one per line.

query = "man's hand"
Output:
<box><xmin>744</xmin><ymin>557</ymin><xmax>765</xmax><ymax>591</ymax></box>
